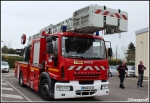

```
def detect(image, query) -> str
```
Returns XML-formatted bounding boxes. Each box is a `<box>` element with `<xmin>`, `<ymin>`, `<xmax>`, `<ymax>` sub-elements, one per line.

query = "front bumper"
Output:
<box><xmin>54</xmin><ymin>80</ymin><xmax>109</xmax><ymax>99</ymax></box>
<box><xmin>128</xmin><ymin>73</ymin><xmax>135</xmax><ymax>76</ymax></box>
<box><xmin>1</xmin><ymin>68</ymin><xmax>9</xmax><ymax>72</ymax></box>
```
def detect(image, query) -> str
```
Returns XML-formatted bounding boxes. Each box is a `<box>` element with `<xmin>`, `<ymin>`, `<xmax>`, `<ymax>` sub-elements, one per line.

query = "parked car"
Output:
<box><xmin>1</xmin><ymin>61</ymin><xmax>9</xmax><ymax>73</ymax></box>
<box><xmin>131</xmin><ymin>65</ymin><xmax>135</xmax><ymax>70</ymax></box>
<box><xmin>115</xmin><ymin>65</ymin><xmax>119</xmax><ymax>70</ymax></box>
<box><xmin>109</xmin><ymin>65</ymin><xmax>118</xmax><ymax>77</ymax></box>
<box><xmin>125</xmin><ymin>65</ymin><xmax>135</xmax><ymax>77</ymax></box>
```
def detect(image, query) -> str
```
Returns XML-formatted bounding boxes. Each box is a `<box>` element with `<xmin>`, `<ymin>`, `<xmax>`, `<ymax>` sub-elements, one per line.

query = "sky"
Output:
<box><xmin>1</xmin><ymin>1</ymin><xmax>149</xmax><ymax>59</ymax></box>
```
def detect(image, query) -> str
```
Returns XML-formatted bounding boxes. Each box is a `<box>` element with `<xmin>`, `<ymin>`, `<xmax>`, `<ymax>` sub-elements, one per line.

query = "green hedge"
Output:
<box><xmin>126</xmin><ymin>62</ymin><xmax>135</xmax><ymax>65</ymax></box>
<box><xmin>1</xmin><ymin>55</ymin><xmax>135</xmax><ymax>68</ymax></box>
<box><xmin>108</xmin><ymin>59</ymin><xmax>122</xmax><ymax>65</ymax></box>
<box><xmin>108</xmin><ymin>59</ymin><xmax>135</xmax><ymax>66</ymax></box>
<box><xmin>2</xmin><ymin>55</ymin><xmax>23</xmax><ymax>68</ymax></box>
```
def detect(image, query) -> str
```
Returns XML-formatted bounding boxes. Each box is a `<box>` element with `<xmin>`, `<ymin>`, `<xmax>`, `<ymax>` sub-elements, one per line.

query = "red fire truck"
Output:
<box><xmin>15</xmin><ymin>4</ymin><xmax>128</xmax><ymax>101</ymax></box>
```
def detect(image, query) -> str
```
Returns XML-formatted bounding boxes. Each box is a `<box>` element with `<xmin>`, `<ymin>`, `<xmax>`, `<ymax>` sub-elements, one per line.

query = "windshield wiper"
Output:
<box><xmin>89</xmin><ymin>57</ymin><xmax>103</xmax><ymax>60</ymax></box>
<box><xmin>67</xmin><ymin>55</ymin><xmax>85</xmax><ymax>59</ymax></box>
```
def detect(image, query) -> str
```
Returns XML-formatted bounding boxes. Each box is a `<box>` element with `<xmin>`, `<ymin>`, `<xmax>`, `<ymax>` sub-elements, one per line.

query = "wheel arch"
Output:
<box><xmin>38</xmin><ymin>72</ymin><xmax>53</xmax><ymax>92</ymax></box>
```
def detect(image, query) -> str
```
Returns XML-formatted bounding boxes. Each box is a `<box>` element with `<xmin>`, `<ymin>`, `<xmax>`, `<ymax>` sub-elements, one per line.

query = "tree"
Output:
<box><xmin>126</xmin><ymin>42</ymin><xmax>135</xmax><ymax>62</ymax></box>
<box><xmin>8</xmin><ymin>48</ymin><xmax>15</xmax><ymax>54</ymax></box>
<box><xmin>121</xmin><ymin>45</ymin><xmax>127</xmax><ymax>61</ymax></box>
<box><xmin>1</xmin><ymin>40</ymin><xmax>12</xmax><ymax>54</ymax></box>
<box><xmin>2</xmin><ymin>46</ymin><xmax>8</xmax><ymax>54</ymax></box>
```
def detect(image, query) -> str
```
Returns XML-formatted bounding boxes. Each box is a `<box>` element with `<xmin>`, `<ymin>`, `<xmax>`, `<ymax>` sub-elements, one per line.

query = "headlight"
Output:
<box><xmin>56</xmin><ymin>86</ymin><xmax>71</xmax><ymax>91</ymax></box>
<box><xmin>101</xmin><ymin>84</ymin><xmax>109</xmax><ymax>89</ymax></box>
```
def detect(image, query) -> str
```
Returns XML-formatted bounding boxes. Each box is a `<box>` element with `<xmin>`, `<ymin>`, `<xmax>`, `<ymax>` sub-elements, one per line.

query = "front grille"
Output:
<box><xmin>4</xmin><ymin>68</ymin><xmax>7</xmax><ymax>69</ymax></box>
<box><xmin>79</xmin><ymin>81</ymin><xmax>94</xmax><ymax>85</ymax></box>
<box><xmin>74</xmin><ymin>74</ymin><xmax>100</xmax><ymax>79</ymax></box>
<box><xmin>76</xmin><ymin>89</ymin><xmax>97</xmax><ymax>95</ymax></box>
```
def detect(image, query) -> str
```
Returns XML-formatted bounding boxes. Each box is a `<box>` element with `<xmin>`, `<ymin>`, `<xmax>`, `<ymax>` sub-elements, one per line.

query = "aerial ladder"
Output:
<box><xmin>24</xmin><ymin>4</ymin><xmax>128</xmax><ymax>46</ymax></box>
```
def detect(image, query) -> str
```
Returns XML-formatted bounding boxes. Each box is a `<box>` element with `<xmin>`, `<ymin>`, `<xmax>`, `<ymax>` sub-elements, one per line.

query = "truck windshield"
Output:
<box><xmin>61</xmin><ymin>36</ymin><xmax>106</xmax><ymax>59</ymax></box>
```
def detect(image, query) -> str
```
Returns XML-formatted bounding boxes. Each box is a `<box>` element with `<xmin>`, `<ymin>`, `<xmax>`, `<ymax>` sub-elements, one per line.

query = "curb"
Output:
<box><xmin>126</xmin><ymin>78</ymin><xmax>149</xmax><ymax>82</ymax></box>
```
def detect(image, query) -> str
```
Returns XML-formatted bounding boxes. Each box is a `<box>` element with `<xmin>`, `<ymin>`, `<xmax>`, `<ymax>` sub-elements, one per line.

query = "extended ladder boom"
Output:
<box><xmin>28</xmin><ymin>4</ymin><xmax>128</xmax><ymax>45</ymax></box>
<box><xmin>40</xmin><ymin>17</ymin><xmax>73</xmax><ymax>34</ymax></box>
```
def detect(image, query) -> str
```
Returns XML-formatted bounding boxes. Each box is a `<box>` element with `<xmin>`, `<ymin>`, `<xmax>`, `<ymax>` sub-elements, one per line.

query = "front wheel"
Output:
<box><xmin>19</xmin><ymin>72</ymin><xmax>25</xmax><ymax>87</ymax></box>
<box><xmin>87</xmin><ymin>97</ymin><xmax>95</xmax><ymax>99</ymax></box>
<box><xmin>109</xmin><ymin>72</ymin><xmax>112</xmax><ymax>77</ymax></box>
<box><xmin>40</xmin><ymin>79</ymin><xmax>52</xmax><ymax>101</ymax></box>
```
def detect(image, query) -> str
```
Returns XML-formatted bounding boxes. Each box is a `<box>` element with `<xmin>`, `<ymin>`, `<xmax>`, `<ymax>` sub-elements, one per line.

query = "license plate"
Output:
<box><xmin>81</xmin><ymin>86</ymin><xmax>94</xmax><ymax>90</ymax></box>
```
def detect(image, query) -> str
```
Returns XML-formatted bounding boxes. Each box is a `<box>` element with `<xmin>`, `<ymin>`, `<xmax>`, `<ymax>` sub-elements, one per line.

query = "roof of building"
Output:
<box><xmin>135</xmin><ymin>27</ymin><xmax>149</xmax><ymax>35</ymax></box>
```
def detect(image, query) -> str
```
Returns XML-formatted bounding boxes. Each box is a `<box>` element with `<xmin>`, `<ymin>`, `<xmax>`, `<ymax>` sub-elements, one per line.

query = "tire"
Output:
<box><xmin>19</xmin><ymin>72</ymin><xmax>25</xmax><ymax>87</ymax></box>
<box><xmin>109</xmin><ymin>72</ymin><xmax>112</xmax><ymax>77</ymax></box>
<box><xmin>88</xmin><ymin>97</ymin><xmax>95</xmax><ymax>99</ymax></box>
<box><xmin>40</xmin><ymin>79</ymin><xmax>52</xmax><ymax>101</ymax></box>
<box><xmin>23</xmin><ymin>46</ymin><xmax>30</xmax><ymax>61</ymax></box>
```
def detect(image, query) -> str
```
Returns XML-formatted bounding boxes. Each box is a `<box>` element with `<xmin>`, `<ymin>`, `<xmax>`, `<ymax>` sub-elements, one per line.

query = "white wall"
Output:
<box><xmin>135</xmin><ymin>31</ymin><xmax>149</xmax><ymax>77</ymax></box>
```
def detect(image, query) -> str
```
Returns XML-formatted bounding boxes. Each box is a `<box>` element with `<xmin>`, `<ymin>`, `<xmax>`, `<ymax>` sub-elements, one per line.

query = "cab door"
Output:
<box><xmin>46</xmin><ymin>36</ymin><xmax>59</xmax><ymax>73</ymax></box>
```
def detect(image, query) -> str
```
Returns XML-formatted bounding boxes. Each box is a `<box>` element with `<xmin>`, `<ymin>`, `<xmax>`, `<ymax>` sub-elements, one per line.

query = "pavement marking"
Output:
<box><xmin>143</xmin><ymin>80</ymin><xmax>148</xmax><ymax>82</ymax></box>
<box><xmin>3</xmin><ymin>75</ymin><xmax>14</xmax><ymax>76</ymax></box>
<box><xmin>2</xmin><ymin>74</ymin><xmax>15</xmax><ymax>76</ymax></box>
<box><xmin>1</xmin><ymin>83</ymin><xmax>8</xmax><ymax>85</ymax></box>
<box><xmin>2</xmin><ymin>94</ymin><xmax>23</xmax><ymax>99</ymax></box>
<box><xmin>4</xmin><ymin>79</ymin><xmax>32</xmax><ymax>102</ymax></box>
<box><xmin>2</xmin><ymin>73</ymin><xmax>14</xmax><ymax>75</ymax></box>
<box><xmin>2</xmin><ymin>87</ymin><xmax>14</xmax><ymax>91</ymax></box>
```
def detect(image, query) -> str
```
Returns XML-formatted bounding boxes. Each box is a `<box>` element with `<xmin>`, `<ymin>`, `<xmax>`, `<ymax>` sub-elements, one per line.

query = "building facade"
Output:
<box><xmin>135</xmin><ymin>27</ymin><xmax>149</xmax><ymax>77</ymax></box>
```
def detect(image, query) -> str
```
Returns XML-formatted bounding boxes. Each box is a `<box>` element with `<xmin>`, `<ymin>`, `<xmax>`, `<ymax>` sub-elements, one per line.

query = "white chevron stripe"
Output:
<box><xmin>100</xmin><ymin>66</ymin><xmax>105</xmax><ymax>70</ymax></box>
<box><xmin>94</xmin><ymin>66</ymin><xmax>100</xmax><ymax>70</ymax></box>
<box><xmin>76</xmin><ymin>66</ymin><xmax>83</xmax><ymax>70</ymax></box>
<box><xmin>68</xmin><ymin>66</ymin><xmax>75</xmax><ymax>70</ymax></box>
<box><xmin>83</xmin><ymin>66</ymin><xmax>94</xmax><ymax>70</ymax></box>
<box><xmin>68</xmin><ymin>66</ymin><xmax>106</xmax><ymax>70</ymax></box>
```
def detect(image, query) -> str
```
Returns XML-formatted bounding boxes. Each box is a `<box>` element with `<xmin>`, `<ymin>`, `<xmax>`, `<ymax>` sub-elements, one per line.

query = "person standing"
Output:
<box><xmin>137</xmin><ymin>61</ymin><xmax>146</xmax><ymax>88</ymax></box>
<box><xmin>117</xmin><ymin>61</ymin><xmax>128</xmax><ymax>89</ymax></box>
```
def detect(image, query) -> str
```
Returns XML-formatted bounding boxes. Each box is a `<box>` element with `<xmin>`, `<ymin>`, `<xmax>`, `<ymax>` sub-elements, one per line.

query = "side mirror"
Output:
<box><xmin>46</xmin><ymin>42</ymin><xmax>53</xmax><ymax>54</ymax></box>
<box><xmin>46</xmin><ymin>36</ymin><xmax>53</xmax><ymax>43</ymax></box>
<box><xmin>21</xmin><ymin>34</ymin><xmax>26</xmax><ymax>44</ymax></box>
<box><xmin>108</xmin><ymin>48</ymin><xmax>112</xmax><ymax>56</ymax></box>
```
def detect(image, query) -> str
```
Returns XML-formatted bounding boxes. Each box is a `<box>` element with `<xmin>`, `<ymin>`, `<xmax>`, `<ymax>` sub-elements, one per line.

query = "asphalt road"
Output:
<box><xmin>1</xmin><ymin>70</ymin><xmax>149</xmax><ymax>102</ymax></box>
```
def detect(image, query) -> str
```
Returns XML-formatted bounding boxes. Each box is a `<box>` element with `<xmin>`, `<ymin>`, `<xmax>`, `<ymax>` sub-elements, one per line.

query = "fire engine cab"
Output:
<box><xmin>15</xmin><ymin>4</ymin><xmax>128</xmax><ymax>101</ymax></box>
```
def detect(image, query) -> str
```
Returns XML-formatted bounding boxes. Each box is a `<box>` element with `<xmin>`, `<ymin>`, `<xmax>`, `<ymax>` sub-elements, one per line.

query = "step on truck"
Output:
<box><xmin>15</xmin><ymin>4</ymin><xmax>128</xmax><ymax>101</ymax></box>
